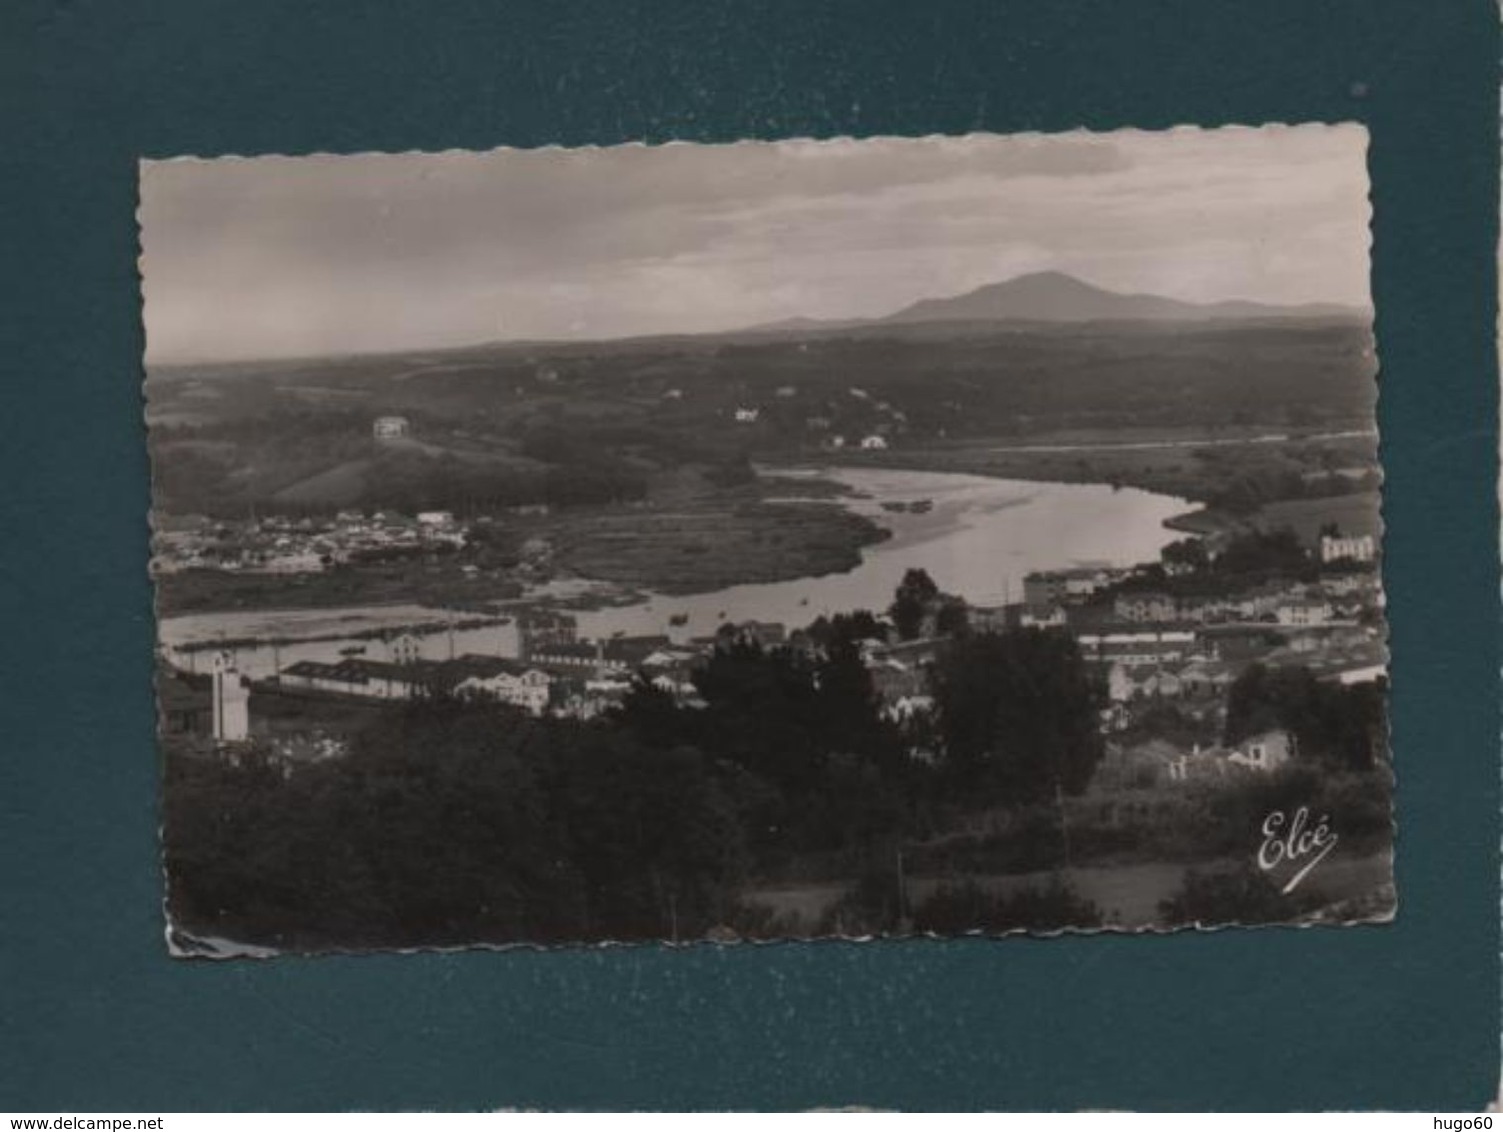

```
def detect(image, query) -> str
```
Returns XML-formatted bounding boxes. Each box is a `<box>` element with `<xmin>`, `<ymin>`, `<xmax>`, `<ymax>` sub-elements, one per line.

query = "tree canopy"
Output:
<box><xmin>931</xmin><ymin>628</ymin><xmax>1104</xmax><ymax>805</ymax></box>
<box><xmin>889</xmin><ymin>567</ymin><xmax>941</xmax><ymax>640</ymax></box>
<box><xmin>1223</xmin><ymin>663</ymin><xmax>1386</xmax><ymax>771</ymax></box>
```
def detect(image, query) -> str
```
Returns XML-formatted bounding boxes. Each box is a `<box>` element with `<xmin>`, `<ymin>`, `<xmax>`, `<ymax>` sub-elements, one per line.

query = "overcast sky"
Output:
<box><xmin>140</xmin><ymin>125</ymin><xmax>1371</xmax><ymax>364</ymax></box>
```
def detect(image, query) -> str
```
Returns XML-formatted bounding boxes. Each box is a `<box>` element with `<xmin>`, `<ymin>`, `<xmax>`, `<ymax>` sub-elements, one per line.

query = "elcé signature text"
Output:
<box><xmin>1257</xmin><ymin>807</ymin><xmax>1338</xmax><ymax>894</ymax></box>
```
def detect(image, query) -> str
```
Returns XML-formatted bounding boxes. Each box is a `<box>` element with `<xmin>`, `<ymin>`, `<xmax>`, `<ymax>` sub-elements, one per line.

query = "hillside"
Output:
<box><xmin>146</xmin><ymin>312</ymin><xmax>1377</xmax><ymax>520</ymax></box>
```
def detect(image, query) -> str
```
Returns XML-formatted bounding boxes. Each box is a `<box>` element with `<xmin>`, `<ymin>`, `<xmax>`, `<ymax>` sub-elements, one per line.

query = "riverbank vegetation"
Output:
<box><xmin>155</xmin><ymin>479</ymin><xmax>888</xmax><ymax>617</ymax></box>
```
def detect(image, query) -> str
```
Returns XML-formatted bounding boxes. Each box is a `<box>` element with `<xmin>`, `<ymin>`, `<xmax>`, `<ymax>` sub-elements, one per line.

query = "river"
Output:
<box><xmin>157</xmin><ymin>465</ymin><xmax>1189</xmax><ymax>678</ymax></box>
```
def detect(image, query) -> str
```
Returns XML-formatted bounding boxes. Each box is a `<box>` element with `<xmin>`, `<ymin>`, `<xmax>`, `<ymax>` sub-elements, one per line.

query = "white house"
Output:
<box><xmin>1106</xmin><ymin>664</ymin><xmax>1142</xmax><ymax>703</ymax></box>
<box><xmin>1321</xmin><ymin>534</ymin><xmax>1376</xmax><ymax>564</ymax></box>
<box><xmin>1335</xmin><ymin>663</ymin><xmax>1388</xmax><ymax>685</ymax></box>
<box><xmin>1107</xmin><ymin>662</ymin><xmax>1184</xmax><ymax>703</ymax></box>
<box><xmin>1024</xmin><ymin>567</ymin><xmax>1117</xmax><ymax>606</ymax></box>
<box><xmin>417</xmin><ymin>510</ymin><xmax>455</xmax><ymax>526</ymax></box>
<box><xmin>881</xmin><ymin>694</ymin><xmax>935</xmax><ymax>724</ymax></box>
<box><xmin>1232</xmin><ymin>582</ymin><xmax>1287</xmax><ymax>620</ymax></box>
<box><xmin>1178</xmin><ymin>659</ymin><xmax>1236</xmax><ymax>698</ymax></box>
<box><xmin>388</xmin><ymin>634</ymin><xmax>422</xmax><ymax>667</ymax></box>
<box><xmin>1227</xmin><ymin>729</ymin><xmax>1295</xmax><ymax>772</ymax></box>
<box><xmin>1114</xmin><ymin>592</ymin><xmax>1178</xmax><ymax>624</ymax></box>
<box><xmin>1019</xmin><ymin>603</ymin><xmax>1067</xmax><ymax>628</ymax></box>
<box><xmin>1321</xmin><ymin>572</ymin><xmax>1375</xmax><ymax>598</ymax></box>
<box><xmin>1078</xmin><ymin>630</ymin><xmax>1195</xmax><ymax>666</ymax></box>
<box><xmin>860</xmin><ymin>434</ymin><xmax>889</xmax><ymax>450</ymax></box>
<box><xmin>1276</xmin><ymin>596</ymin><xmax>1333</xmax><ymax>627</ymax></box>
<box><xmin>455</xmin><ymin>667</ymin><xmax>553</xmax><ymax>716</ymax></box>
<box><xmin>373</xmin><ymin>415</ymin><xmax>410</xmax><ymax>440</ymax></box>
<box><xmin>1165</xmin><ymin>745</ymin><xmax>1233</xmax><ymax>784</ymax></box>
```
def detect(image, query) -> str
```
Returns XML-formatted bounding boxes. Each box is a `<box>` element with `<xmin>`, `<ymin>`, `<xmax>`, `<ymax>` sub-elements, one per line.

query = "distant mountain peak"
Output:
<box><xmin>733</xmin><ymin>271</ymin><xmax>1363</xmax><ymax>338</ymax></box>
<box><xmin>998</xmin><ymin>269</ymin><xmax>1103</xmax><ymax>287</ymax></box>
<box><xmin>878</xmin><ymin>271</ymin><xmax>1359</xmax><ymax>327</ymax></box>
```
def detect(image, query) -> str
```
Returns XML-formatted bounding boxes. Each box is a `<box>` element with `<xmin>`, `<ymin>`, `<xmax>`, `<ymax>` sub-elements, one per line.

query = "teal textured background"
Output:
<box><xmin>1</xmin><ymin>0</ymin><xmax>1498</xmax><ymax>1111</ymax></box>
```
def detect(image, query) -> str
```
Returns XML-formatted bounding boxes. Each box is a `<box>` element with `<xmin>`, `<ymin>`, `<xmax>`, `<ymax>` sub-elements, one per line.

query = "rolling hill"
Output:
<box><xmin>880</xmin><ymin>270</ymin><xmax>1361</xmax><ymax>325</ymax></box>
<box><xmin>740</xmin><ymin>271</ymin><xmax>1363</xmax><ymax>336</ymax></box>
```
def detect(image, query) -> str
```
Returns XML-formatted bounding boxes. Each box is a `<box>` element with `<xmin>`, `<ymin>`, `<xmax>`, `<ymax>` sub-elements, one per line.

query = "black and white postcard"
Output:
<box><xmin>141</xmin><ymin>126</ymin><xmax>1393</xmax><ymax>955</ymax></box>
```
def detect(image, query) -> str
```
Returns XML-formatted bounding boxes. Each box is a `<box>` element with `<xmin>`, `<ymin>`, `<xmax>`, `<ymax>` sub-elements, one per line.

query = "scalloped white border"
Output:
<box><xmin>136</xmin><ymin>123</ymin><xmax>1390</xmax><ymax>961</ymax></box>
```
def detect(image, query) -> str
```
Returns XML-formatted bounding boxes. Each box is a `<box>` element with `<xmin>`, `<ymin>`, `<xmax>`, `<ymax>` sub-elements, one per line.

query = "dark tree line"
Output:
<box><xmin>930</xmin><ymin>629</ymin><xmax>1104</xmax><ymax>805</ymax></box>
<box><xmin>1115</xmin><ymin>527</ymin><xmax>1322</xmax><ymax>601</ymax></box>
<box><xmin>1223</xmin><ymin>663</ymin><xmax>1387</xmax><ymax>771</ymax></box>
<box><xmin>888</xmin><ymin>567</ymin><xmax>970</xmax><ymax>641</ymax></box>
<box><xmin>164</xmin><ymin>703</ymin><xmax>748</xmax><ymax>949</ymax></box>
<box><xmin>165</xmin><ymin>610</ymin><xmax>1108</xmax><ymax>948</ymax></box>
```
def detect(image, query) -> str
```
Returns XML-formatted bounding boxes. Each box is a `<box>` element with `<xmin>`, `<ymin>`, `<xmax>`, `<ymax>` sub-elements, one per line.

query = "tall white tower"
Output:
<box><xmin>210</xmin><ymin>651</ymin><xmax>250</xmax><ymax>742</ymax></box>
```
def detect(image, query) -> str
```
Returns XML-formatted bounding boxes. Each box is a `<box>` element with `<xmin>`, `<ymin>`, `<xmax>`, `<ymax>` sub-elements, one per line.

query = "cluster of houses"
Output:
<box><xmin>1003</xmin><ymin>548</ymin><xmax>1385</xmax><ymax>700</ymax></box>
<box><xmin>184</xmin><ymin>610</ymin><xmax>963</xmax><ymax>758</ymax></box>
<box><xmin>177</xmin><ymin>586</ymin><xmax>1381</xmax><ymax>790</ymax></box>
<box><xmin>1109</xmin><ymin>579</ymin><xmax>1375</xmax><ymax>628</ymax></box>
<box><xmin>1098</xmin><ymin>628</ymin><xmax>1385</xmax><ymax>723</ymax></box>
<box><xmin>727</xmin><ymin>383</ymin><xmax>907</xmax><ymax>452</ymax></box>
<box><xmin>1014</xmin><ymin>562</ymin><xmax>1380</xmax><ymax>632</ymax></box>
<box><xmin>372</xmin><ymin>415</ymin><xmax>410</xmax><ymax>440</ymax></box>
<box><xmin>264</xmin><ymin>620</ymin><xmax>796</xmax><ymax>723</ymax></box>
<box><xmin>869</xmin><ymin>549</ymin><xmax>1387</xmax><ymax>783</ymax></box>
<box><xmin>172</xmin><ymin>509</ymin><xmax>1386</xmax><ymax>794</ymax></box>
<box><xmin>278</xmin><ymin>654</ymin><xmax>555</xmax><ymax>715</ymax></box>
<box><xmin>152</xmin><ymin>509</ymin><xmax>470</xmax><ymax>576</ymax></box>
<box><xmin>1087</xmin><ymin>728</ymin><xmax>1298</xmax><ymax>797</ymax></box>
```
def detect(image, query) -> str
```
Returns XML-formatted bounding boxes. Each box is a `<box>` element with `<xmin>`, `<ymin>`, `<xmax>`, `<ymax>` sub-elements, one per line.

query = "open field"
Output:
<box><xmin>544</xmin><ymin>500</ymin><xmax>888</xmax><ymax>594</ymax></box>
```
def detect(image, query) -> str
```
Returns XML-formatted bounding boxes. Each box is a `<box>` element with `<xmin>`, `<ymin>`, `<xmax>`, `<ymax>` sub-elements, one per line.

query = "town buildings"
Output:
<box><xmin>1321</xmin><ymin>533</ymin><xmax>1377</xmax><ymax>564</ymax></box>
<box><xmin>151</xmin><ymin>509</ymin><xmax>470</xmax><ymax>577</ymax></box>
<box><xmin>278</xmin><ymin>654</ymin><xmax>556</xmax><ymax>715</ymax></box>
<box><xmin>161</xmin><ymin>496</ymin><xmax>1386</xmax><ymax>806</ymax></box>
<box><xmin>1023</xmin><ymin>566</ymin><xmax>1119</xmax><ymax>607</ymax></box>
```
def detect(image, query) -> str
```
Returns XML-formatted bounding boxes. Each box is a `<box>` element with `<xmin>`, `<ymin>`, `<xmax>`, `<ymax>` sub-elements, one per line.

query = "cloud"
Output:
<box><xmin>139</xmin><ymin>125</ymin><xmax>1370</xmax><ymax>363</ymax></box>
